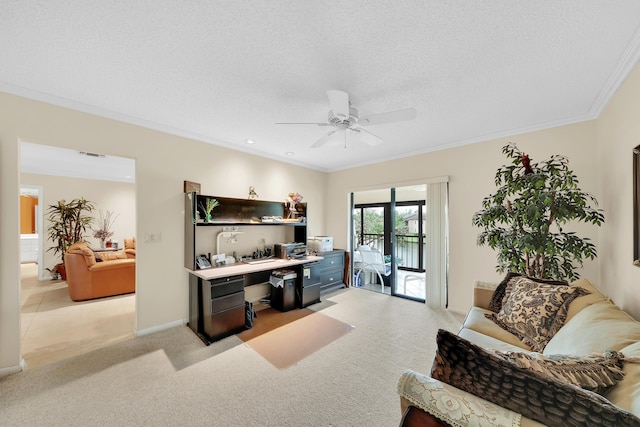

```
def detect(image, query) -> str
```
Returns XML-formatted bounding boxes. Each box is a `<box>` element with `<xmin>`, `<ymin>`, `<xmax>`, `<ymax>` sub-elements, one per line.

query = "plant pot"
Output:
<box><xmin>56</xmin><ymin>263</ymin><xmax>66</xmax><ymax>280</ymax></box>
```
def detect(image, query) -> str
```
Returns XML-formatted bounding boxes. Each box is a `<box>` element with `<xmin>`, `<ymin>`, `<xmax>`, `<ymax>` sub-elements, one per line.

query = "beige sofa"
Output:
<box><xmin>398</xmin><ymin>277</ymin><xmax>640</xmax><ymax>427</ymax></box>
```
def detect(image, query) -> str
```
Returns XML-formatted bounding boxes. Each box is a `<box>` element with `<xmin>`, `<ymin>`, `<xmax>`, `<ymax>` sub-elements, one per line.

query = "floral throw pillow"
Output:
<box><xmin>486</xmin><ymin>279</ymin><xmax>589</xmax><ymax>351</ymax></box>
<box><xmin>488</xmin><ymin>272</ymin><xmax>568</xmax><ymax>313</ymax></box>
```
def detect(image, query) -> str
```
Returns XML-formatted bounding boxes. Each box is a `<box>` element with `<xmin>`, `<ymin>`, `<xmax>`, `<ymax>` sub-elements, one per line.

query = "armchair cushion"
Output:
<box><xmin>430</xmin><ymin>329</ymin><xmax>640</xmax><ymax>427</ymax></box>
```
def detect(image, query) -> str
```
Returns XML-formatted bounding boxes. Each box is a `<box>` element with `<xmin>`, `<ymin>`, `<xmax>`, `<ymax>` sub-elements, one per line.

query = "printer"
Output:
<box><xmin>274</xmin><ymin>242</ymin><xmax>307</xmax><ymax>259</ymax></box>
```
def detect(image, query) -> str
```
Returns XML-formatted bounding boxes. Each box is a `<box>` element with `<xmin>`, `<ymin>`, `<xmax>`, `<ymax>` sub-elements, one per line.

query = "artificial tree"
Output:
<box><xmin>46</xmin><ymin>197</ymin><xmax>95</xmax><ymax>279</ymax></box>
<box><xmin>472</xmin><ymin>143</ymin><xmax>604</xmax><ymax>281</ymax></box>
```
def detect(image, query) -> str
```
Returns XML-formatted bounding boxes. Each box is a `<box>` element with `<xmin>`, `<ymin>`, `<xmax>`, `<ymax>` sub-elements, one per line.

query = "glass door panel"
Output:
<box><xmin>393</xmin><ymin>186</ymin><xmax>426</xmax><ymax>301</ymax></box>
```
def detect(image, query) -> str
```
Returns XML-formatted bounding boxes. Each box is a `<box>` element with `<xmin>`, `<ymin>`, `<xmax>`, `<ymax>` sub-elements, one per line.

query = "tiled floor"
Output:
<box><xmin>357</xmin><ymin>269</ymin><xmax>426</xmax><ymax>300</ymax></box>
<box><xmin>20</xmin><ymin>263</ymin><xmax>136</xmax><ymax>369</ymax></box>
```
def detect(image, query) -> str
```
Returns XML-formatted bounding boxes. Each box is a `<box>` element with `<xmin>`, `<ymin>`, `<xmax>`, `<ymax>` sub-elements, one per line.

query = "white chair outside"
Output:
<box><xmin>354</xmin><ymin>249</ymin><xmax>390</xmax><ymax>293</ymax></box>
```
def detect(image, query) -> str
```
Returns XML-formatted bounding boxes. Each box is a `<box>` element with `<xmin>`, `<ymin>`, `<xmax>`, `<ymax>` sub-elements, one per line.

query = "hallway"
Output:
<box><xmin>20</xmin><ymin>263</ymin><xmax>135</xmax><ymax>369</ymax></box>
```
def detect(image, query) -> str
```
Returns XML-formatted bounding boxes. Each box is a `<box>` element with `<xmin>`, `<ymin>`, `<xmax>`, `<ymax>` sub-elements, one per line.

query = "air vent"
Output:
<box><xmin>78</xmin><ymin>151</ymin><xmax>105</xmax><ymax>158</ymax></box>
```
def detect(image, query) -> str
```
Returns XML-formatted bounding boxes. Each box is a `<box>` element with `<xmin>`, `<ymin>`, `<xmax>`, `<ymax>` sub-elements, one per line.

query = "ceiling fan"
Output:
<box><xmin>276</xmin><ymin>90</ymin><xmax>417</xmax><ymax>148</ymax></box>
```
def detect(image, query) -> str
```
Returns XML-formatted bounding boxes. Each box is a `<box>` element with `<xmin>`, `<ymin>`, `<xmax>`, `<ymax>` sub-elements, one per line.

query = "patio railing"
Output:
<box><xmin>357</xmin><ymin>233</ymin><xmax>425</xmax><ymax>270</ymax></box>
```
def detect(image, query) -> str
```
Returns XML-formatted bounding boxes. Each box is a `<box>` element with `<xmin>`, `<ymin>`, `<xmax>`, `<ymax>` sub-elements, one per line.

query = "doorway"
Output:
<box><xmin>350</xmin><ymin>181</ymin><xmax>448</xmax><ymax>306</ymax></box>
<box><xmin>19</xmin><ymin>141</ymin><xmax>137</xmax><ymax>369</ymax></box>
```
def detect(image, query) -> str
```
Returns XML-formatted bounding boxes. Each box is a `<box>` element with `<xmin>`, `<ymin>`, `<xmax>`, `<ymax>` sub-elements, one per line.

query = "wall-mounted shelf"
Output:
<box><xmin>195</xmin><ymin>221</ymin><xmax>306</xmax><ymax>227</ymax></box>
<box><xmin>184</xmin><ymin>193</ymin><xmax>307</xmax><ymax>270</ymax></box>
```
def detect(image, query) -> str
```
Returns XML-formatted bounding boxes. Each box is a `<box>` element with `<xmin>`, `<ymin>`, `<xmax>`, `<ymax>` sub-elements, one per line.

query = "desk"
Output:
<box><xmin>188</xmin><ymin>256</ymin><xmax>323</xmax><ymax>344</ymax></box>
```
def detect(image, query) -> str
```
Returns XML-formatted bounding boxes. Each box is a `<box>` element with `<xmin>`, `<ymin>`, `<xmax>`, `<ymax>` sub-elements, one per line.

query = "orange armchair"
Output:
<box><xmin>124</xmin><ymin>236</ymin><xmax>136</xmax><ymax>259</ymax></box>
<box><xmin>64</xmin><ymin>242</ymin><xmax>135</xmax><ymax>301</ymax></box>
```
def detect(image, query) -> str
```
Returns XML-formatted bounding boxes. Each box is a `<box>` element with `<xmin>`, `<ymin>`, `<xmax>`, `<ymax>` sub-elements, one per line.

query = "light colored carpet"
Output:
<box><xmin>0</xmin><ymin>287</ymin><xmax>464</xmax><ymax>426</ymax></box>
<box><xmin>242</xmin><ymin>311</ymin><xmax>354</xmax><ymax>369</ymax></box>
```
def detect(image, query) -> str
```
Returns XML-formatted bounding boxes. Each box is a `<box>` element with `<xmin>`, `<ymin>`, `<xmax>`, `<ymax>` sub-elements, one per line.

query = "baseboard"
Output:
<box><xmin>0</xmin><ymin>358</ymin><xmax>25</xmax><ymax>378</ymax></box>
<box><xmin>135</xmin><ymin>319</ymin><xmax>185</xmax><ymax>337</ymax></box>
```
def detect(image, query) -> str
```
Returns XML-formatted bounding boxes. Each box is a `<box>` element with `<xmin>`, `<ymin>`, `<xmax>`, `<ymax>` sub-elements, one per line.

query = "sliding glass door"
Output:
<box><xmin>351</xmin><ymin>181</ymin><xmax>448</xmax><ymax>306</ymax></box>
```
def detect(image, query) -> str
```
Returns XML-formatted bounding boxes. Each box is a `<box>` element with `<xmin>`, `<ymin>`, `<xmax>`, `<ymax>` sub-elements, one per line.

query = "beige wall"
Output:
<box><xmin>2</xmin><ymin>61</ymin><xmax>640</xmax><ymax>373</ymax></box>
<box><xmin>597</xmin><ymin>61</ymin><xmax>640</xmax><ymax>316</ymax></box>
<box><xmin>326</xmin><ymin>122</ymin><xmax>602</xmax><ymax>314</ymax></box>
<box><xmin>21</xmin><ymin>173</ymin><xmax>136</xmax><ymax>274</ymax></box>
<box><xmin>0</xmin><ymin>92</ymin><xmax>326</xmax><ymax>373</ymax></box>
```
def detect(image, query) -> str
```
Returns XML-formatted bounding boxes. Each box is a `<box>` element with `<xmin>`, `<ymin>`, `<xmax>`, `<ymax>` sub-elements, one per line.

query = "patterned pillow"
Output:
<box><xmin>486</xmin><ymin>279</ymin><xmax>589</xmax><ymax>351</ymax></box>
<box><xmin>430</xmin><ymin>329</ymin><xmax>640</xmax><ymax>427</ymax></box>
<box><xmin>497</xmin><ymin>351</ymin><xmax>626</xmax><ymax>394</ymax></box>
<box><xmin>488</xmin><ymin>272</ymin><xmax>568</xmax><ymax>313</ymax></box>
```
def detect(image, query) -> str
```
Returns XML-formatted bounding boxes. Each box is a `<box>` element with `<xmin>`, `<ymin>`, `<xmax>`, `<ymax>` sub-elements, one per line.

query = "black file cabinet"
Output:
<box><xmin>189</xmin><ymin>274</ymin><xmax>245</xmax><ymax>344</ymax></box>
<box><xmin>297</xmin><ymin>261</ymin><xmax>321</xmax><ymax>308</ymax></box>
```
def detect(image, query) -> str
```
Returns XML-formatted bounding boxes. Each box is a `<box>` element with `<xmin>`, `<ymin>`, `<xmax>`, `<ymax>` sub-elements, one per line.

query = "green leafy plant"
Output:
<box><xmin>199</xmin><ymin>198</ymin><xmax>220</xmax><ymax>222</ymax></box>
<box><xmin>46</xmin><ymin>198</ymin><xmax>95</xmax><ymax>265</ymax></box>
<box><xmin>472</xmin><ymin>143</ymin><xmax>604</xmax><ymax>281</ymax></box>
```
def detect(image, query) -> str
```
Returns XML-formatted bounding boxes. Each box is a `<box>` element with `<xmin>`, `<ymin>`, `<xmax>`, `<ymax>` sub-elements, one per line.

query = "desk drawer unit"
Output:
<box><xmin>297</xmin><ymin>261</ymin><xmax>321</xmax><ymax>308</ymax></box>
<box><xmin>203</xmin><ymin>275</ymin><xmax>245</xmax><ymax>341</ymax></box>
<box><xmin>318</xmin><ymin>250</ymin><xmax>346</xmax><ymax>294</ymax></box>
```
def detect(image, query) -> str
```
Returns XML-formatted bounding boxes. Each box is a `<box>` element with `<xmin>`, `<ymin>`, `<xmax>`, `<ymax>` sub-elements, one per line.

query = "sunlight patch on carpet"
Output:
<box><xmin>241</xmin><ymin>311</ymin><xmax>354</xmax><ymax>369</ymax></box>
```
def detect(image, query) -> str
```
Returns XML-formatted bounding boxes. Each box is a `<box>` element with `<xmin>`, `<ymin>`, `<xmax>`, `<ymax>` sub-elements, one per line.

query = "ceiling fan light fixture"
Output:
<box><xmin>277</xmin><ymin>89</ymin><xmax>416</xmax><ymax>149</ymax></box>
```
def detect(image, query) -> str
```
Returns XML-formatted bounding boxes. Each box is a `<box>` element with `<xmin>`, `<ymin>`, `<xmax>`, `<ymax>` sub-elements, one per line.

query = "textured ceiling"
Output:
<box><xmin>3</xmin><ymin>1</ymin><xmax>640</xmax><ymax>172</ymax></box>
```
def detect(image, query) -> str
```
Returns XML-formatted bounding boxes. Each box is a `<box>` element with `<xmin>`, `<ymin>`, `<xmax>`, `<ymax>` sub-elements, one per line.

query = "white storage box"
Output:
<box><xmin>308</xmin><ymin>236</ymin><xmax>333</xmax><ymax>252</ymax></box>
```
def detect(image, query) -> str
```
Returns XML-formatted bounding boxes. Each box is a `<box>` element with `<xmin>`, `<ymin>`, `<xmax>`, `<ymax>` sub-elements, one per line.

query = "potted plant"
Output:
<box><xmin>91</xmin><ymin>209</ymin><xmax>119</xmax><ymax>248</ymax></box>
<box><xmin>472</xmin><ymin>143</ymin><xmax>605</xmax><ymax>281</ymax></box>
<box><xmin>46</xmin><ymin>198</ymin><xmax>95</xmax><ymax>279</ymax></box>
<box><xmin>199</xmin><ymin>197</ymin><xmax>220</xmax><ymax>222</ymax></box>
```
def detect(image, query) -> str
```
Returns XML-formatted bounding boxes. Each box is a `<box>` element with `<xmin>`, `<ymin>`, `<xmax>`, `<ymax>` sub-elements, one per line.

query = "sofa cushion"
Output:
<box><xmin>461</xmin><ymin>307</ymin><xmax>532</xmax><ymax>350</ymax></box>
<box><xmin>564</xmin><ymin>278</ymin><xmax>608</xmax><ymax>322</ymax></box>
<box><xmin>430</xmin><ymin>329</ymin><xmax>640</xmax><ymax>427</ymax></box>
<box><xmin>458</xmin><ymin>327</ymin><xmax>531</xmax><ymax>353</ymax></box>
<box><xmin>98</xmin><ymin>251</ymin><xmax>127</xmax><ymax>261</ymax></box>
<box><xmin>486</xmin><ymin>280</ymin><xmax>588</xmax><ymax>351</ymax></box>
<box><xmin>544</xmin><ymin>300</ymin><xmax>640</xmax><ymax>355</ymax></box>
<box><xmin>499</xmin><ymin>351</ymin><xmax>626</xmax><ymax>394</ymax></box>
<box><xmin>488</xmin><ymin>272</ymin><xmax>568</xmax><ymax>313</ymax></box>
<box><xmin>606</xmin><ymin>341</ymin><xmax>640</xmax><ymax>417</ymax></box>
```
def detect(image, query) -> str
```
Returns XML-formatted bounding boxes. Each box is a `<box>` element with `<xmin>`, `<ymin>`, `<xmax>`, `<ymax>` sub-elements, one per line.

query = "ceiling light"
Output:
<box><xmin>285</xmin><ymin>152</ymin><xmax>295</xmax><ymax>156</ymax></box>
<box><xmin>245</xmin><ymin>139</ymin><xmax>255</xmax><ymax>145</ymax></box>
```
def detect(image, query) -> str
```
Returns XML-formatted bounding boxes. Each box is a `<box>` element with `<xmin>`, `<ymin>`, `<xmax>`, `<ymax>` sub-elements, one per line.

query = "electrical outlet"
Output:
<box><xmin>144</xmin><ymin>232</ymin><xmax>162</xmax><ymax>243</ymax></box>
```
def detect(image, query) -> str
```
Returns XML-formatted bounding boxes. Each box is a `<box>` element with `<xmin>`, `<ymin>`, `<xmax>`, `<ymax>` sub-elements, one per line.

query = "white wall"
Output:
<box><xmin>21</xmin><ymin>173</ymin><xmax>136</xmax><ymax>275</ymax></box>
<box><xmin>0</xmin><ymin>92</ymin><xmax>325</xmax><ymax>373</ymax></box>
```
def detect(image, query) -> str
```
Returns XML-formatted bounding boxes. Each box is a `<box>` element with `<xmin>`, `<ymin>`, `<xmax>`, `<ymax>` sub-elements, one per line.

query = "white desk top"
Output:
<box><xmin>189</xmin><ymin>256</ymin><xmax>324</xmax><ymax>280</ymax></box>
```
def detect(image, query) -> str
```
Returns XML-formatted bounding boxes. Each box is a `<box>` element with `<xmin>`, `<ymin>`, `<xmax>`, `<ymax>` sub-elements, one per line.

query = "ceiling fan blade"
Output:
<box><xmin>327</xmin><ymin>90</ymin><xmax>349</xmax><ymax>120</ymax></box>
<box><xmin>359</xmin><ymin>107</ymin><xmax>417</xmax><ymax>126</ymax></box>
<box><xmin>275</xmin><ymin>122</ymin><xmax>330</xmax><ymax>126</ymax></box>
<box><xmin>311</xmin><ymin>130</ymin><xmax>338</xmax><ymax>148</ymax></box>
<box><xmin>352</xmin><ymin>127</ymin><xmax>383</xmax><ymax>146</ymax></box>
